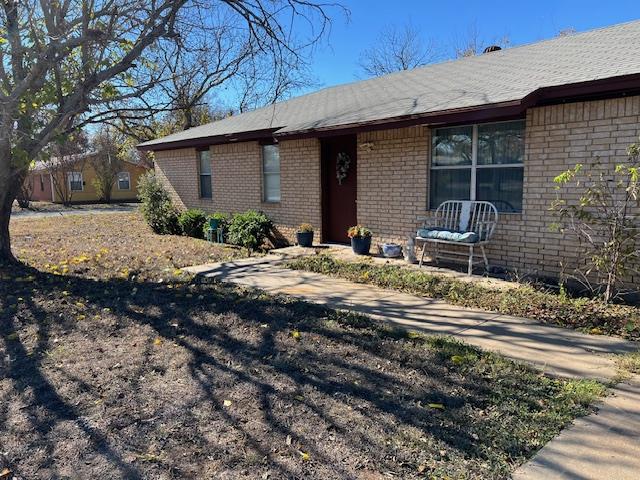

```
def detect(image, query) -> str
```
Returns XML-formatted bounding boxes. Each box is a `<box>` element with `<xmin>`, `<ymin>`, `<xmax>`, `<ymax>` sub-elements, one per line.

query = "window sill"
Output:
<box><xmin>261</xmin><ymin>200</ymin><xmax>281</xmax><ymax>205</ymax></box>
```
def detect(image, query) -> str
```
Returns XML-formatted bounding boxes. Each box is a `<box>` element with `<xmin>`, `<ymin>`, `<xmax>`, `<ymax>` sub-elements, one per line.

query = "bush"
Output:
<box><xmin>137</xmin><ymin>172</ymin><xmax>180</xmax><ymax>235</ymax></box>
<box><xmin>179</xmin><ymin>209</ymin><xmax>207</xmax><ymax>239</ymax></box>
<box><xmin>227</xmin><ymin>210</ymin><xmax>272</xmax><ymax>252</ymax></box>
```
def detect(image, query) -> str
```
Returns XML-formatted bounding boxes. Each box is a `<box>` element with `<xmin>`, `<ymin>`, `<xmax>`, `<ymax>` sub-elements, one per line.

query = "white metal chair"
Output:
<box><xmin>416</xmin><ymin>200</ymin><xmax>498</xmax><ymax>275</ymax></box>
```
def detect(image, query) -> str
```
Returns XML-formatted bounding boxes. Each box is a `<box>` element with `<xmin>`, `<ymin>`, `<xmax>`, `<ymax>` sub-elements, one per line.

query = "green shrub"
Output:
<box><xmin>137</xmin><ymin>172</ymin><xmax>181</xmax><ymax>235</ymax></box>
<box><xmin>203</xmin><ymin>212</ymin><xmax>230</xmax><ymax>240</ymax></box>
<box><xmin>178</xmin><ymin>209</ymin><xmax>207</xmax><ymax>239</ymax></box>
<box><xmin>227</xmin><ymin>210</ymin><xmax>272</xmax><ymax>252</ymax></box>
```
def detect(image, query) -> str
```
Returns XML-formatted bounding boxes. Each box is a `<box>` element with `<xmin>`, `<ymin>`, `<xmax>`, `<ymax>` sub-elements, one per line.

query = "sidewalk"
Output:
<box><xmin>184</xmin><ymin>254</ymin><xmax>640</xmax><ymax>479</ymax></box>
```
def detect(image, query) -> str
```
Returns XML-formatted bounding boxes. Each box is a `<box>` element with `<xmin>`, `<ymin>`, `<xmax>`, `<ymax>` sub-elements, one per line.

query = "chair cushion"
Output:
<box><xmin>417</xmin><ymin>228</ymin><xmax>478</xmax><ymax>243</ymax></box>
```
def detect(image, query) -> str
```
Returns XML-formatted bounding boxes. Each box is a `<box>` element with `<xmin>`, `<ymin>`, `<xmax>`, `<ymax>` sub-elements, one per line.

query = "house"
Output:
<box><xmin>26</xmin><ymin>153</ymin><xmax>149</xmax><ymax>204</ymax></box>
<box><xmin>138</xmin><ymin>21</ymin><xmax>640</xmax><ymax>281</ymax></box>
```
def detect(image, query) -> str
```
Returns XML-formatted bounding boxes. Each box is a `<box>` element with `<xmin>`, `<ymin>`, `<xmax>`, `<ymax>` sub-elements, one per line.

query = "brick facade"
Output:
<box><xmin>154</xmin><ymin>138</ymin><xmax>321</xmax><ymax>242</ymax></box>
<box><xmin>154</xmin><ymin>95</ymin><xmax>640</xmax><ymax>283</ymax></box>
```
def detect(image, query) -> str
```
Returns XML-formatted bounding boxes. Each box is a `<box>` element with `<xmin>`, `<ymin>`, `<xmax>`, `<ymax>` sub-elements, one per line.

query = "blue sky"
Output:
<box><xmin>306</xmin><ymin>0</ymin><xmax>639</xmax><ymax>88</ymax></box>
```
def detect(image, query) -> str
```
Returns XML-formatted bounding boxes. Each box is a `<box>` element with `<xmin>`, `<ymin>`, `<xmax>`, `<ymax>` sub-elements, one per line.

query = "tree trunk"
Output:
<box><xmin>0</xmin><ymin>174</ymin><xmax>19</xmax><ymax>264</ymax></box>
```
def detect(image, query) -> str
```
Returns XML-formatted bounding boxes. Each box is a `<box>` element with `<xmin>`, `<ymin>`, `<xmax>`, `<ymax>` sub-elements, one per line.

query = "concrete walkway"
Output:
<box><xmin>184</xmin><ymin>254</ymin><xmax>640</xmax><ymax>479</ymax></box>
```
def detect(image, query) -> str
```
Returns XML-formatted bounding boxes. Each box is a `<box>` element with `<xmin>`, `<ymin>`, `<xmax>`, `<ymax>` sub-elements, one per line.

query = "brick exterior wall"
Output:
<box><xmin>154</xmin><ymin>95</ymin><xmax>640</xmax><ymax>283</ymax></box>
<box><xmin>154</xmin><ymin>138</ymin><xmax>321</xmax><ymax>243</ymax></box>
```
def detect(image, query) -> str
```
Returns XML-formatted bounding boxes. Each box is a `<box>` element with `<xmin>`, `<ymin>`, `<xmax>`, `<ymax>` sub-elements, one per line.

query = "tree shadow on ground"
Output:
<box><xmin>0</xmin><ymin>264</ymin><xmax>597</xmax><ymax>479</ymax></box>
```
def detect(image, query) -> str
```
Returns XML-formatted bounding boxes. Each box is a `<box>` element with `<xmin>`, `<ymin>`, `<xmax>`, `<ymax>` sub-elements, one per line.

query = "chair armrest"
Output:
<box><xmin>416</xmin><ymin>216</ymin><xmax>440</xmax><ymax>229</ymax></box>
<box><xmin>475</xmin><ymin>220</ymin><xmax>497</xmax><ymax>240</ymax></box>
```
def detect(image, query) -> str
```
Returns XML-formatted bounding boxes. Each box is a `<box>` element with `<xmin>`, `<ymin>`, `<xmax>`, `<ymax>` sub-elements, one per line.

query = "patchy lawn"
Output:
<box><xmin>11</xmin><ymin>201</ymin><xmax>137</xmax><ymax>214</ymax></box>
<box><xmin>11</xmin><ymin>212</ymin><xmax>243</xmax><ymax>281</ymax></box>
<box><xmin>287</xmin><ymin>255</ymin><xmax>640</xmax><ymax>341</ymax></box>
<box><xmin>1</xmin><ymin>216</ymin><xmax>607</xmax><ymax>479</ymax></box>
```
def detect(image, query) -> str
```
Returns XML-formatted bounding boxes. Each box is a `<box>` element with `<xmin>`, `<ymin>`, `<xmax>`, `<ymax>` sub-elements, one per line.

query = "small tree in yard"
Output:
<box><xmin>551</xmin><ymin>141</ymin><xmax>640</xmax><ymax>302</ymax></box>
<box><xmin>16</xmin><ymin>177</ymin><xmax>33</xmax><ymax>209</ymax></box>
<box><xmin>91</xmin><ymin>130</ymin><xmax>124</xmax><ymax>203</ymax></box>
<box><xmin>137</xmin><ymin>172</ymin><xmax>180</xmax><ymax>235</ymax></box>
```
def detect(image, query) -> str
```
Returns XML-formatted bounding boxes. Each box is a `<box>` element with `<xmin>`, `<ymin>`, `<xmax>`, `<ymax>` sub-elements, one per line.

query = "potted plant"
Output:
<box><xmin>347</xmin><ymin>225</ymin><xmax>372</xmax><ymax>255</ymax></box>
<box><xmin>296</xmin><ymin>223</ymin><xmax>314</xmax><ymax>247</ymax></box>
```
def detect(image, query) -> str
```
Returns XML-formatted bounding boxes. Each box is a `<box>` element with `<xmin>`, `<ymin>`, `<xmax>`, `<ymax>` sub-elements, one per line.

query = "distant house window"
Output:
<box><xmin>117</xmin><ymin>172</ymin><xmax>131</xmax><ymax>190</ymax></box>
<box><xmin>430</xmin><ymin>120</ymin><xmax>525</xmax><ymax>212</ymax></box>
<box><xmin>68</xmin><ymin>172</ymin><xmax>84</xmax><ymax>192</ymax></box>
<box><xmin>262</xmin><ymin>144</ymin><xmax>280</xmax><ymax>202</ymax></box>
<box><xmin>198</xmin><ymin>149</ymin><xmax>212</xmax><ymax>199</ymax></box>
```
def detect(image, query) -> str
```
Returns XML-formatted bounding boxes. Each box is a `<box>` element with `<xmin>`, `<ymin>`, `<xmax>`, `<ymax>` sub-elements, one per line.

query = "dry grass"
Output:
<box><xmin>0</xmin><ymin>214</ymin><xmax>606</xmax><ymax>479</ymax></box>
<box><xmin>11</xmin><ymin>212</ymin><xmax>243</xmax><ymax>281</ymax></box>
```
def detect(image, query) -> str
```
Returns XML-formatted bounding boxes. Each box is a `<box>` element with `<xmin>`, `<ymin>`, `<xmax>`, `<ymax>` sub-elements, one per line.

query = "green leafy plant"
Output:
<box><xmin>137</xmin><ymin>171</ymin><xmax>180</xmax><ymax>235</ymax></box>
<box><xmin>227</xmin><ymin>210</ymin><xmax>272</xmax><ymax>253</ymax></box>
<box><xmin>551</xmin><ymin>140</ymin><xmax>640</xmax><ymax>302</ymax></box>
<box><xmin>347</xmin><ymin>225</ymin><xmax>372</xmax><ymax>239</ymax></box>
<box><xmin>178</xmin><ymin>209</ymin><xmax>207</xmax><ymax>239</ymax></box>
<box><xmin>297</xmin><ymin>223</ymin><xmax>314</xmax><ymax>233</ymax></box>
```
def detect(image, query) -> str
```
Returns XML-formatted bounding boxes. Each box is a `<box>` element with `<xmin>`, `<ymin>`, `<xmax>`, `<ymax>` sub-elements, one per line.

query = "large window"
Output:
<box><xmin>68</xmin><ymin>172</ymin><xmax>83</xmax><ymax>192</ymax></box>
<box><xmin>198</xmin><ymin>149</ymin><xmax>212</xmax><ymax>199</ymax></box>
<box><xmin>262</xmin><ymin>144</ymin><xmax>280</xmax><ymax>202</ymax></box>
<box><xmin>430</xmin><ymin>120</ymin><xmax>525</xmax><ymax>212</ymax></box>
<box><xmin>117</xmin><ymin>172</ymin><xmax>131</xmax><ymax>190</ymax></box>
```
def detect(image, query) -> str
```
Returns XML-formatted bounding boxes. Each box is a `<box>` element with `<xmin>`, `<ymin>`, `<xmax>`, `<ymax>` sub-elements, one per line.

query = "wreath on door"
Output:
<box><xmin>336</xmin><ymin>152</ymin><xmax>351</xmax><ymax>185</ymax></box>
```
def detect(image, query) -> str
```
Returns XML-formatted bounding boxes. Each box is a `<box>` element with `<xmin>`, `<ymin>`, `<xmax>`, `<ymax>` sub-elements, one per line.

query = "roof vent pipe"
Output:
<box><xmin>483</xmin><ymin>45</ymin><xmax>502</xmax><ymax>53</ymax></box>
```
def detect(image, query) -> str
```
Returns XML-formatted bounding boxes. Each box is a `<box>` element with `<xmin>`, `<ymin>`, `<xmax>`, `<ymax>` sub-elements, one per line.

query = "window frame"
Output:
<box><xmin>429</xmin><ymin>119</ymin><xmax>525</xmax><ymax>212</ymax></box>
<box><xmin>67</xmin><ymin>171</ymin><xmax>84</xmax><ymax>192</ymax></box>
<box><xmin>116</xmin><ymin>171</ymin><xmax>131</xmax><ymax>190</ymax></box>
<box><xmin>261</xmin><ymin>143</ymin><xmax>281</xmax><ymax>203</ymax></box>
<box><xmin>198</xmin><ymin>148</ymin><xmax>212</xmax><ymax>199</ymax></box>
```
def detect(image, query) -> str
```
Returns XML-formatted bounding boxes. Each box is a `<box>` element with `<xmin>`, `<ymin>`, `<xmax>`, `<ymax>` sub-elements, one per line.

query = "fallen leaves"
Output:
<box><xmin>223</xmin><ymin>399</ymin><xmax>232</xmax><ymax>407</ymax></box>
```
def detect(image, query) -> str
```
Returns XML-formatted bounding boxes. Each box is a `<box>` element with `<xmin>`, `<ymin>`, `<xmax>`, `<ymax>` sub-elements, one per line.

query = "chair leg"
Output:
<box><xmin>480</xmin><ymin>245</ymin><xmax>489</xmax><ymax>271</ymax></box>
<box><xmin>468</xmin><ymin>245</ymin><xmax>474</xmax><ymax>276</ymax></box>
<box><xmin>419</xmin><ymin>241</ymin><xmax>427</xmax><ymax>267</ymax></box>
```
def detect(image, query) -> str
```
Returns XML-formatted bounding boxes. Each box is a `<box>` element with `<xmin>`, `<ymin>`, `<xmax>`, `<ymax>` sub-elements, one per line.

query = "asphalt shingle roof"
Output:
<box><xmin>139</xmin><ymin>20</ymin><xmax>640</xmax><ymax>149</ymax></box>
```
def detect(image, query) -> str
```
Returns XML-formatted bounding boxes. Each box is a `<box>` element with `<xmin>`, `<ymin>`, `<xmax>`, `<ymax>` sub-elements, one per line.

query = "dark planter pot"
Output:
<box><xmin>351</xmin><ymin>236</ymin><xmax>372</xmax><ymax>255</ymax></box>
<box><xmin>296</xmin><ymin>231</ymin><xmax>314</xmax><ymax>247</ymax></box>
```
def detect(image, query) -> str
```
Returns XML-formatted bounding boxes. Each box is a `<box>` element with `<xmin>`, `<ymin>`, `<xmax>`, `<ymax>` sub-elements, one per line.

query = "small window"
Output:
<box><xmin>39</xmin><ymin>174</ymin><xmax>45</xmax><ymax>192</ymax></box>
<box><xmin>430</xmin><ymin>120</ymin><xmax>525</xmax><ymax>212</ymax></box>
<box><xmin>198</xmin><ymin>149</ymin><xmax>212</xmax><ymax>199</ymax></box>
<box><xmin>262</xmin><ymin>144</ymin><xmax>280</xmax><ymax>202</ymax></box>
<box><xmin>68</xmin><ymin>172</ymin><xmax>83</xmax><ymax>192</ymax></box>
<box><xmin>117</xmin><ymin>172</ymin><xmax>131</xmax><ymax>190</ymax></box>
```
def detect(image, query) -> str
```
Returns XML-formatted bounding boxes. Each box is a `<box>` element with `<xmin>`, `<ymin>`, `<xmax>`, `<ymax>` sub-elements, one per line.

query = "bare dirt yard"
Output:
<box><xmin>0</xmin><ymin>213</ymin><xmax>605</xmax><ymax>479</ymax></box>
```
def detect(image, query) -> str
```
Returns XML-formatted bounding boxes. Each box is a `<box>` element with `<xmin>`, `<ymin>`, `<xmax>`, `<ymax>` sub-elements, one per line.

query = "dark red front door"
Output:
<box><xmin>321</xmin><ymin>135</ymin><xmax>357</xmax><ymax>243</ymax></box>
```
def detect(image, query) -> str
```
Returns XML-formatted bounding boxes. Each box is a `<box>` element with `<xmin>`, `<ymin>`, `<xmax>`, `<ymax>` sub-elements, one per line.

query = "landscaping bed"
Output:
<box><xmin>0</xmin><ymin>215</ymin><xmax>607</xmax><ymax>479</ymax></box>
<box><xmin>287</xmin><ymin>255</ymin><xmax>640</xmax><ymax>341</ymax></box>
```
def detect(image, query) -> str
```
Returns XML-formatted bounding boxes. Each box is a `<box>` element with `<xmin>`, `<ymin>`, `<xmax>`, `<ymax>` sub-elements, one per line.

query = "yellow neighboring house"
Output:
<box><xmin>26</xmin><ymin>153</ymin><xmax>149</xmax><ymax>204</ymax></box>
